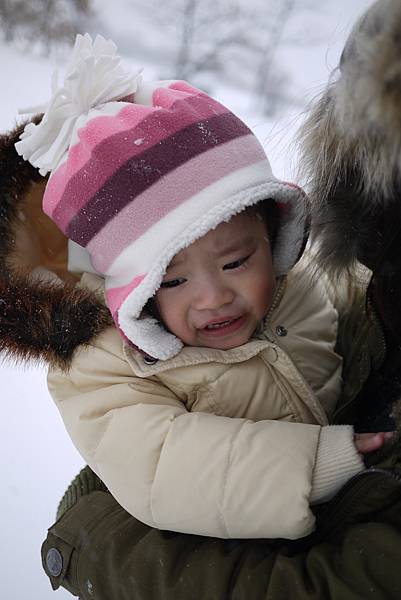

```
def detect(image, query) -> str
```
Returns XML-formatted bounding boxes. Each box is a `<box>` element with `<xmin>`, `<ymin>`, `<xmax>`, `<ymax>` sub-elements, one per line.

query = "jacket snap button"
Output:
<box><xmin>46</xmin><ymin>548</ymin><xmax>63</xmax><ymax>577</ymax></box>
<box><xmin>276</xmin><ymin>325</ymin><xmax>287</xmax><ymax>337</ymax></box>
<box><xmin>143</xmin><ymin>355</ymin><xmax>158</xmax><ymax>365</ymax></box>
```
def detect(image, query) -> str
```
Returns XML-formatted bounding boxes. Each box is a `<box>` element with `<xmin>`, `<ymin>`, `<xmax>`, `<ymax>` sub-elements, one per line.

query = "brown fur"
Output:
<box><xmin>0</xmin><ymin>273</ymin><xmax>112</xmax><ymax>371</ymax></box>
<box><xmin>296</xmin><ymin>0</ymin><xmax>401</xmax><ymax>338</ymax></box>
<box><xmin>0</xmin><ymin>118</ymin><xmax>43</xmax><ymax>275</ymax></box>
<box><xmin>297</xmin><ymin>0</ymin><xmax>401</xmax><ymax>433</ymax></box>
<box><xmin>298</xmin><ymin>0</ymin><xmax>401</xmax><ymax>276</ymax></box>
<box><xmin>0</xmin><ymin>119</ymin><xmax>113</xmax><ymax>369</ymax></box>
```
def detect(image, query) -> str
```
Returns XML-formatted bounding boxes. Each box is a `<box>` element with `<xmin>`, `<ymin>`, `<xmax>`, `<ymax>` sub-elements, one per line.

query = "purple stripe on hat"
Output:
<box><xmin>47</xmin><ymin>93</ymin><xmax>228</xmax><ymax>230</ymax></box>
<box><xmin>66</xmin><ymin>111</ymin><xmax>251</xmax><ymax>246</ymax></box>
<box><xmin>88</xmin><ymin>134</ymin><xmax>267</xmax><ymax>273</ymax></box>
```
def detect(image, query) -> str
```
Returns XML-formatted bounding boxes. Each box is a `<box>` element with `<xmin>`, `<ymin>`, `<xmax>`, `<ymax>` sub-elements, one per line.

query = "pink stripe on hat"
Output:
<box><xmin>169</xmin><ymin>80</ymin><xmax>208</xmax><ymax>95</ymax></box>
<box><xmin>44</xmin><ymin>103</ymin><xmax>153</xmax><ymax>216</ymax></box>
<box><xmin>88</xmin><ymin>134</ymin><xmax>266</xmax><ymax>273</ymax></box>
<box><xmin>105</xmin><ymin>273</ymin><xmax>146</xmax><ymax>316</ymax></box>
<box><xmin>151</xmin><ymin>81</ymin><xmax>204</xmax><ymax>109</ymax></box>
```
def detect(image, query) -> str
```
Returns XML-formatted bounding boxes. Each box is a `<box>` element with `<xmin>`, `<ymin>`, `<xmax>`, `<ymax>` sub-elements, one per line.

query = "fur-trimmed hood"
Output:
<box><xmin>0</xmin><ymin>122</ymin><xmax>112</xmax><ymax>370</ymax></box>
<box><xmin>298</xmin><ymin>0</ymin><xmax>401</xmax><ymax>276</ymax></box>
<box><xmin>297</xmin><ymin>0</ymin><xmax>401</xmax><ymax>347</ymax></box>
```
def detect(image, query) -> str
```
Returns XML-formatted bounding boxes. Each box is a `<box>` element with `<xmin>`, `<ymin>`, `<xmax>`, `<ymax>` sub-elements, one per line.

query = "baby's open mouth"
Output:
<box><xmin>205</xmin><ymin>319</ymin><xmax>234</xmax><ymax>330</ymax></box>
<box><xmin>200</xmin><ymin>316</ymin><xmax>244</xmax><ymax>333</ymax></box>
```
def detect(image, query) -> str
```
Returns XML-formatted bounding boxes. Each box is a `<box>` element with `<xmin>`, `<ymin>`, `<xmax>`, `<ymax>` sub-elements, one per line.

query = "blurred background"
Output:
<box><xmin>1</xmin><ymin>1</ymin><xmax>371</xmax><ymax>598</ymax></box>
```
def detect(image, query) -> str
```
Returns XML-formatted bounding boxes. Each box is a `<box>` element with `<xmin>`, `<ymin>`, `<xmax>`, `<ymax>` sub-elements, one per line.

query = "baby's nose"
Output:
<box><xmin>193</xmin><ymin>279</ymin><xmax>234</xmax><ymax>310</ymax></box>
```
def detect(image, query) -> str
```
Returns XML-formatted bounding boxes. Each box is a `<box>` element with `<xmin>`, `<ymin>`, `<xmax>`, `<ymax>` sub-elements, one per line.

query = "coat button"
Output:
<box><xmin>144</xmin><ymin>355</ymin><xmax>158</xmax><ymax>365</ymax></box>
<box><xmin>276</xmin><ymin>325</ymin><xmax>287</xmax><ymax>337</ymax></box>
<box><xmin>46</xmin><ymin>548</ymin><xmax>63</xmax><ymax>577</ymax></box>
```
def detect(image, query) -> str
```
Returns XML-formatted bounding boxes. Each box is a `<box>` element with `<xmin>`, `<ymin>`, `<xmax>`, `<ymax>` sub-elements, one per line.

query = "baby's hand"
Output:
<box><xmin>354</xmin><ymin>432</ymin><xmax>394</xmax><ymax>454</ymax></box>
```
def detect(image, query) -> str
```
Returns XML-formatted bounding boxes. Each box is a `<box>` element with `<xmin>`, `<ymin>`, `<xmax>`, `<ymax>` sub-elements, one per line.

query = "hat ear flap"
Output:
<box><xmin>272</xmin><ymin>189</ymin><xmax>309</xmax><ymax>276</ymax></box>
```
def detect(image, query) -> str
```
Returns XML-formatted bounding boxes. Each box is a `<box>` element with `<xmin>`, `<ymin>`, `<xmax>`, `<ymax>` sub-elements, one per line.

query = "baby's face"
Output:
<box><xmin>155</xmin><ymin>211</ymin><xmax>276</xmax><ymax>350</ymax></box>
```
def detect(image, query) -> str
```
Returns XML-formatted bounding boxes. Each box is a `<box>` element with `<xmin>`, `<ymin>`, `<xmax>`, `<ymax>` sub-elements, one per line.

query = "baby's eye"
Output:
<box><xmin>223</xmin><ymin>255</ymin><xmax>250</xmax><ymax>270</ymax></box>
<box><xmin>160</xmin><ymin>278</ymin><xmax>186</xmax><ymax>289</ymax></box>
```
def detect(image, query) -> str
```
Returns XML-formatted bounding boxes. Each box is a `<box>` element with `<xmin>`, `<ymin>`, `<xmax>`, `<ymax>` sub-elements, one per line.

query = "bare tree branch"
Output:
<box><xmin>0</xmin><ymin>0</ymin><xmax>93</xmax><ymax>50</ymax></box>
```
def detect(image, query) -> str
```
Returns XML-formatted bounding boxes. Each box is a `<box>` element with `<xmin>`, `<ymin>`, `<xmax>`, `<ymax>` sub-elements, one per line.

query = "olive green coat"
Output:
<box><xmin>41</xmin><ymin>466</ymin><xmax>401</xmax><ymax>600</ymax></box>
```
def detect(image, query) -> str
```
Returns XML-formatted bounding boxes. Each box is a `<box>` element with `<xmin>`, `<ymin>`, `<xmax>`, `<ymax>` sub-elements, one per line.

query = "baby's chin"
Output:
<box><xmin>198</xmin><ymin>338</ymin><xmax>250</xmax><ymax>350</ymax></box>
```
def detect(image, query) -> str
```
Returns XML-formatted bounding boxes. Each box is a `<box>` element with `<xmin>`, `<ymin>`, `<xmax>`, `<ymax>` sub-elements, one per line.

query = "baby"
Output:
<box><xmin>16</xmin><ymin>34</ymin><xmax>389</xmax><ymax>540</ymax></box>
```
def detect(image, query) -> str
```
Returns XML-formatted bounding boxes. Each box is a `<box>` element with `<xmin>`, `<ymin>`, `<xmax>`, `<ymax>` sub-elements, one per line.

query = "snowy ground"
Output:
<box><xmin>1</xmin><ymin>2</ymin><xmax>372</xmax><ymax>598</ymax></box>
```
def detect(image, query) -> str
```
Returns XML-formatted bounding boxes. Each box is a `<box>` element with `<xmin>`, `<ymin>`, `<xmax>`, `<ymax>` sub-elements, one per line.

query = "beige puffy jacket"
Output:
<box><xmin>48</xmin><ymin>260</ymin><xmax>364</xmax><ymax>540</ymax></box>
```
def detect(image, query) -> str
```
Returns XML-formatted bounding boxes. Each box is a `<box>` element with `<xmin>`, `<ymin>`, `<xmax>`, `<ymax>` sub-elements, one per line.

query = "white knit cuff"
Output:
<box><xmin>310</xmin><ymin>425</ymin><xmax>365</xmax><ymax>504</ymax></box>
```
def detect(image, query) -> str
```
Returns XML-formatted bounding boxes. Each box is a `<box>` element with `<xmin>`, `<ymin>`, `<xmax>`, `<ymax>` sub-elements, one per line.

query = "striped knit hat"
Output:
<box><xmin>15</xmin><ymin>34</ymin><xmax>307</xmax><ymax>360</ymax></box>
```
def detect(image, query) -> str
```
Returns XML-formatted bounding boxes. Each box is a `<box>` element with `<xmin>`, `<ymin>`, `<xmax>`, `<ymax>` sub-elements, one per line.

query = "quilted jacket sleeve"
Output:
<box><xmin>48</xmin><ymin>326</ymin><xmax>358</xmax><ymax>540</ymax></box>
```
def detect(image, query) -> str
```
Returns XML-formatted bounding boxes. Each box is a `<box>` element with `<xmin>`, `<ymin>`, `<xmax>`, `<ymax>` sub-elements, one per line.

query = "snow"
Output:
<box><xmin>0</xmin><ymin>1</ymin><xmax>372</xmax><ymax>598</ymax></box>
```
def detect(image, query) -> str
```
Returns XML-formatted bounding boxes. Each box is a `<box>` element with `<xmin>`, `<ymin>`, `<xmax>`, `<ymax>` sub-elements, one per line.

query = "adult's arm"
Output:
<box><xmin>41</xmin><ymin>466</ymin><xmax>401</xmax><ymax>600</ymax></box>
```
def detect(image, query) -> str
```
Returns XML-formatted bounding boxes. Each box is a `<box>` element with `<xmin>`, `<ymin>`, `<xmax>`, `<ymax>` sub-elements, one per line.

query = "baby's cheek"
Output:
<box><xmin>153</xmin><ymin>292</ymin><xmax>174</xmax><ymax>328</ymax></box>
<box><xmin>258</xmin><ymin>278</ymin><xmax>276</xmax><ymax>314</ymax></box>
<box><xmin>162</xmin><ymin>303</ymin><xmax>193</xmax><ymax>342</ymax></box>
